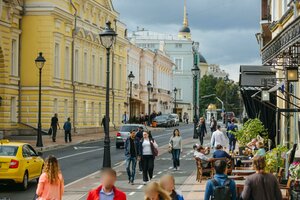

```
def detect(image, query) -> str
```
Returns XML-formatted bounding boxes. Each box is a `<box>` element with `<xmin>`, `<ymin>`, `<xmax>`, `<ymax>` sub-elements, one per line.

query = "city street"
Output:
<box><xmin>0</xmin><ymin>123</ymin><xmax>208</xmax><ymax>200</ymax></box>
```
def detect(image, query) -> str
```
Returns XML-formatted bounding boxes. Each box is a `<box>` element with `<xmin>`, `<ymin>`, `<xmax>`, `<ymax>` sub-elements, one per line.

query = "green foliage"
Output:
<box><xmin>232</xmin><ymin>118</ymin><xmax>268</xmax><ymax>147</ymax></box>
<box><xmin>265</xmin><ymin>145</ymin><xmax>288</xmax><ymax>173</ymax></box>
<box><xmin>199</xmin><ymin>75</ymin><xmax>242</xmax><ymax>118</ymax></box>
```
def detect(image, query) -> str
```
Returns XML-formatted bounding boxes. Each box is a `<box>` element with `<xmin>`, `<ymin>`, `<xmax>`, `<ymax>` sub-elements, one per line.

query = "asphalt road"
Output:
<box><xmin>0</xmin><ymin>123</ymin><xmax>200</xmax><ymax>200</ymax></box>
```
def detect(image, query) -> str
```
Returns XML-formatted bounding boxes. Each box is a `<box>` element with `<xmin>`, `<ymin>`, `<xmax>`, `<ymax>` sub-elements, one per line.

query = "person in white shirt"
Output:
<box><xmin>211</xmin><ymin>125</ymin><xmax>229</xmax><ymax>150</ymax></box>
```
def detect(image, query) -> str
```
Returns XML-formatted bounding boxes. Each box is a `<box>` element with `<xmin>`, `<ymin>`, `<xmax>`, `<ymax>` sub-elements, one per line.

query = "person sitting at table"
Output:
<box><xmin>204</xmin><ymin>160</ymin><xmax>236</xmax><ymax>200</ymax></box>
<box><xmin>254</xmin><ymin>141</ymin><xmax>266</xmax><ymax>157</ymax></box>
<box><xmin>246</xmin><ymin>138</ymin><xmax>258</xmax><ymax>151</ymax></box>
<box><xmin>195</xmin><ymin>146</ymin><xmax>213</xmax><ymax>168</ymax></box>
<box><xmin>241</xmin><ymin>156</ymin><xmax>282</xmax><ymax>200</ymax></box>
<box><xmin>213</xmin><ymin>145</ymin><xmax>231</xmax><ymax>159</ymax></box>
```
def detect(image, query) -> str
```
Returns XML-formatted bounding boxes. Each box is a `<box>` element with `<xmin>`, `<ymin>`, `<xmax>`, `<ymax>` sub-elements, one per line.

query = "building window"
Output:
<box><xmin>74</xmin><ymin>49</ymin><xmax>79</xmax><ymax>81</ymax></box>
<box><xmin>10</xmin><ymin>97</ymin><xmax>17</xmax><ymax>122</ymax></box>
<box><xmin>119</xmin><ymin>64</ymin><xmax>122</xmax><ymax>89</ymax></box>
<box><xmin>54</xmin><ymin>98</ymin><xmax>58</xmax><ymax>113</ymax></box>
<box><xmin>99</xmin><ymin>102</ymin><xmax>102</xmax><ymax>125</ymax></box>
<box><xmin>174</xmin><ymin>58</ymin><xmax>183</xmax><ymax>71</ymax></box>
<box><xmin>83</xmin><ymin>52</ymin><xmax>88</xmax><ymax>83</ymax></box>
<box><xmin>75</xmin><ymin>100</ymin><xmax>78</xmax><ymax>124</ymax></box>
<box><xmin>54</xmin><ymin>43</ymin><xmax>60</xmax><ymax>78</ymax></box>
<box><xmin>83</xmin><ymin>101</ymin><xmax>87</xmax><ymax>124</ymax></box>
<box><xmin>272</xmin><ymin>0</ymin><xmax>276</xmax><ymax>21</ymax></box>
<box><xmin>91</xmin><ymin>102</ymin><xmax>95</xmax><ymax>124</ymax></box>
<box><xmin>64</xmin><ymin>99</ymin><xmax>68</xmax><ymax>120</ymax></box>
<box><xmin>282</xmin><ymin>0</ymin><xmax>288</xmax><ymax>14</ymax></box>
<box><xmin>177</xmin><ymin>89</ymin><xmax>183</xmax><ymax>100</ymax></box>
<box><xmin>175</xmin><ymin>43</ymin><xmax>182</xmax><ymax>48</ymax></box>
<box><xmin>100</xmin><ymin>57</ymin><xmax>103</xmax><ymax>86</ymax></box>
<box><xmin>92</xmin><ymin>55</ymin><xmax>95</xmax><ymax>85</ymax></box>
<box><xmin>65</xmin><ymin>46</ymin><xmax>70</xmax><ymax>80</ymax></box>
<box><xmin>11</xmin><ymin>39</ymin><xmax>18</xmax><ymax>76</ymax></box>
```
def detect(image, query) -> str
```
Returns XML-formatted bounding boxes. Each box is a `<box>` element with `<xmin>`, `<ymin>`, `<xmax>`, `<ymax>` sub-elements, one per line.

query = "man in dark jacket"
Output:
<box><xmin>63</xmin><ymin>117</ymin><xmax>72</xmax><ymax>143</ymax></box>
<box><xmin>87</xmin><ymin>168</ymin><xmax>126</xmax><ymax>200</ymax></box>
<box><xmin>135</xmin><ymin>126</ymin><xmax>144</xmax><ymax>172</ymax></box>
<box><xmin>51</xmin><ymin>113</ymin><xmax>60</xmax><ymax>142</ymax></box>
<box><xmin>124</xmin><ymin>130</ymin><xmax>139</xmax><ymax>185</ymax></box>
<box><xmin>227</xmin><ymin>119</ymin><xmax>238</xmax><ymax>152</ymax></box>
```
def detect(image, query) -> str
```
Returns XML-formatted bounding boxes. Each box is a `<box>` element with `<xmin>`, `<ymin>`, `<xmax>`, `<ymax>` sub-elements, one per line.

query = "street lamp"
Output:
<box><xmin>99</xmin><ymin>21</ymin><xmax>117</xmax><ymax>168</ymax></box>
<box><xmin>147</xmin><ymin>81</ymin><xmax>152</xmax><ymax>126</ymax></box>
<box><xmin>223</xmin><ymin>75</ymin><xmax>229</xmax><ymax>126</ymax></box>
<box><xmin>128</xmin><ymin>71</ymin><xmax>135</xmax><ymax>123</ymax></box>
<box><xmin>191</xmin><ymin>66</ymin><xmax>200</xmax><ymax>139</ymax></box>
<box><xmin>173</xmin><ymin>87</ymin><xmax>177</xmax><ymax>113</ymax></box>
<box><xmin>35</xmin><ymin>52</ymin><xmax>46</xmax><ymax>147</ymax></box>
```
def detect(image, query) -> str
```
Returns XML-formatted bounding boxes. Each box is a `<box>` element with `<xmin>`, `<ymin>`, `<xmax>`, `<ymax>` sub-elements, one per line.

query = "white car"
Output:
<box><xmin>170</xmin><ymin>114</ymin><xmax>180</xmax><ymax>126</ymax></box>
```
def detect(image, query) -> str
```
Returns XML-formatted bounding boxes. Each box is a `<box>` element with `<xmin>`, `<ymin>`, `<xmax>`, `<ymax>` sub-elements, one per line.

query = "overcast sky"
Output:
<box><xmin>112</xmin><ymin>0</ymin><xmax>261</xmax><ymax>81</ymax></box>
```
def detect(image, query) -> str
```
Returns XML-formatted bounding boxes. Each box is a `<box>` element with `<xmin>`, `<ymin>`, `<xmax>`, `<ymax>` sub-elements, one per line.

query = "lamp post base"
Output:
<box><xmin>102</xmin><ymin>137</ymin><xmax>111</xmax><ymax>168</ymax></box>
<box><xmin>36</xmin><ymin>124</ymin><xmax>43</xmax><ymax>147</ymax></box>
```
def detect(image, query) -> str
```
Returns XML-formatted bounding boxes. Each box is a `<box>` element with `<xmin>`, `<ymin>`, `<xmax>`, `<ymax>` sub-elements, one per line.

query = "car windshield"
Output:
<box><xmin>156</xmin><ymin>116</ymin><xmax>167</xmax><ymax>120</ymax></box>
<box><xmin>0</xmin><ymin>146</ymin><xmax>18</xmax><ymax>156</ymax></box>
<box><xmin>120</xmin><ymin>126</ymin><xmax>139</xmax><ymax>132</ymax></box>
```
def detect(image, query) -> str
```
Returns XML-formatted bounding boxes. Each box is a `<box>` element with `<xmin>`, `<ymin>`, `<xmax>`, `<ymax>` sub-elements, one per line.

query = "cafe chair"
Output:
<box><xmin>195</xmin><ymin>157</ymin><xmax>213</xmax><ymax>183</ymax></box>
<box><xmin>280</xmin><ymin>178</ymin><xmax>291</xmax><ymax>200</ymax></box>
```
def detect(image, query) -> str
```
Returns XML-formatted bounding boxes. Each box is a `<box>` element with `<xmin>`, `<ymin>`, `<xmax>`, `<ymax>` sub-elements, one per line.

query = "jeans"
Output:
<box><xmin>172</xmin><ymin>149</ymin><xmax>181</xmax><ymax>169</ymax></box>
<box><xmin>199</xmin><ymin>135</ymin><xmax>204</xmax><ymax>145</ymax></box>
<box><xmin>64</xmin><ymin>131</ymin><xmax>72</xmax><ymax>143</ymax></box>
<box><xmin>52</xmin><ymin>126</ymin><xmax>57</xmax><ymax>142</ymax></box>
<box><xmin>126</xmin><ymin>156</ymin><xmax>137</xmax><ymax>182</ymax></box>
<box><xmin>229</xmin><ymin>138</ymin><xmax>236</xmax><ymax>152</ymax></box>
<box><xmin>142</xmin><ymin>155</ymin><xmax>154</xmax><ymax>182</ymax></box>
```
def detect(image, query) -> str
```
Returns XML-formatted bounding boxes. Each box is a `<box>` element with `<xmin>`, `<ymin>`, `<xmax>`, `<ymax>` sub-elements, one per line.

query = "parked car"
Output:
<box><xmin>115</xmin><ymin>124</ymin><xmax>148</xmax><ymax>149</ymax></box>
<box><xmin>0</xmin><ymin>140</ymin><xmax>44</xmax><ymax>190</ymax></box>
<box><xmin>153</xmin><ymin>114</ymin><xmax>175</xmax><ymax>127</ymax></box>
<box><xmin>170</xmin><ymin>114</ymin><xmax>180</xmax><ymax>126</ymax></box>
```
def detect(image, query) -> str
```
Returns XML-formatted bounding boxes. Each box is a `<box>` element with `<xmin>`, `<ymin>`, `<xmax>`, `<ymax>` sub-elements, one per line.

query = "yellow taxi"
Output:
<box><xmin>0</xmin><ymin>140</ymin><xmax>44</xmax><ymax>190</ymax></box>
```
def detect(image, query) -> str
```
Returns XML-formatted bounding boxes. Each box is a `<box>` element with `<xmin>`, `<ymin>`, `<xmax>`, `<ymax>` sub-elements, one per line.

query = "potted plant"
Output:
<box><xmin>265</xmin><ymin>145</ymin><xmax>287</xmax><ymax>173</ymax></box>
<box><xmin>289</xmin><ymin>162</ymin><xmax>300</xmax><ymax>197</ymax></box>
<box><xmin>232</xmin><ymin>118</ymin><xmax>268</xmax><ymax>154</ymax></box>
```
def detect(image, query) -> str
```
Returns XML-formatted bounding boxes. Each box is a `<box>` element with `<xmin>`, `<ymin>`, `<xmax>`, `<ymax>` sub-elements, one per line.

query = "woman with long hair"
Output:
<box><xmin>169</xmin><ymin>129</ymin><xmax>182</xmax><ymax>170</ymax></box>
<box><xmin>139</xmin><ymin>131</ymin><xmax>158</xmax><ymax>185</ymax></box>
<box><xmin>145</xmin><ymin>182</ymin><xmax>171</xmax><ymax>200</ymax></box>
<box><xmin>197</xmin><ymin>117</ymin><xmax>207</xmax><ymax>145</ymax></box>
<box><xmin>160</xmin><ymin>175</ymin><xmax>184</xmax><ymax>200</ymax></box>
<box><xmin>36</xmin><ymin>155</ymin><xmax>64</xmax><ymax>200</ymax></box>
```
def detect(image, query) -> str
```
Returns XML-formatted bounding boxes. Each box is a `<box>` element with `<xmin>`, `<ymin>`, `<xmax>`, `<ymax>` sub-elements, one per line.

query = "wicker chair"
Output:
<box><xmin>195</xmin><ymin>157</ymin><xmax>214</xmax><ymax>183</ymax></box>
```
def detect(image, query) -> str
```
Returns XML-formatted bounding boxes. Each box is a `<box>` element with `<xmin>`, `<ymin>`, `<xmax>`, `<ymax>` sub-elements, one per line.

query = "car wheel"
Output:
<box><xmin>20</xmin><ymin>171</ymin><xmax>28</xmax><ymax>190</ymax></box>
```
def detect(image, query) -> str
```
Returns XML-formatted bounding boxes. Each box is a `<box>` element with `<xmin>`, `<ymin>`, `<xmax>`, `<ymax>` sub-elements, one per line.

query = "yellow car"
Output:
<box><xmin>0</xmin><ymin>140</ymin><xmax>44</xmax><ymax>190</ymax></box>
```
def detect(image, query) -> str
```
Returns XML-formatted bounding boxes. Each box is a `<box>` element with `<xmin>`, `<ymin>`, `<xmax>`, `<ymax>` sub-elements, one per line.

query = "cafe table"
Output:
<box><xmin>241</xmin><ymin>160</ymin><xmax>253</xmax><ymax>167</ymax></box>
<box><xmin>228</xmin><ymin>175</ymin><xmax>244</xmax><ymax>180</ymax></box>
<box><xmin>232</xmin><ymin>169</ymin><xmax>256</xmax><ymax>176</ymax></box>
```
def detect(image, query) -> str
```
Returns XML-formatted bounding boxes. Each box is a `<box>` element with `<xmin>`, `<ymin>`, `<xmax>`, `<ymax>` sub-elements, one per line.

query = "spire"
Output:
<box><xmin>183</xmin><ymin>0</ymin><xmax>189</xmax><ymax>27</ymax></box>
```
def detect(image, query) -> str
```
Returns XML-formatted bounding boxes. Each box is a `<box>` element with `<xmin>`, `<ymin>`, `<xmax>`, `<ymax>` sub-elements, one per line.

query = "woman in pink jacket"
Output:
<box><xmin>36</xmin><ymin>155</ymin><xmax>64</xmax><ymax>200</ymax></box>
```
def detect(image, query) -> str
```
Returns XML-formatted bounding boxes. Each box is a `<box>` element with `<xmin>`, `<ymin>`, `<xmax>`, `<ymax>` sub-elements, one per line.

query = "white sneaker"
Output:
<box><xmin>173</xmin><ymin>168</ymin><xmax>177</xmax><ymax>171</ymax></box>
<box><xmin>143</xmin><ymin>181</ymin><xmax>147</xmax><ymax>185</ymax></box>
<box><xmin>177</xmin><ymin>167</ymin><xmax>180</xmax><ymax>170</ymax></box>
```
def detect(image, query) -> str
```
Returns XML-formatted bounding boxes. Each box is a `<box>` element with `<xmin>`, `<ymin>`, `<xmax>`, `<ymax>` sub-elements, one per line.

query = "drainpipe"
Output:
<box><xmin>70</xmin><ymin>0</ymin><xmax>77</xmax><ymax>133</ymax></box>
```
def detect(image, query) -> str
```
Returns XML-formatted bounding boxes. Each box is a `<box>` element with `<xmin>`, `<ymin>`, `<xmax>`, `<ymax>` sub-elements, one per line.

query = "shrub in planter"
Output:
<box><xmin>265</xmin><ymin>145</ymin><xmax>288</xmax><ymax>173</ymax></box>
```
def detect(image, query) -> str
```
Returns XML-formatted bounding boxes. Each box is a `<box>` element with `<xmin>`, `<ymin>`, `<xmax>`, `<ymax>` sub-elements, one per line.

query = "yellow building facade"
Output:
<box><xmin>1</xmin><ymin>0</ymin><xmax>128</xmax><ymax>136</ymax></box>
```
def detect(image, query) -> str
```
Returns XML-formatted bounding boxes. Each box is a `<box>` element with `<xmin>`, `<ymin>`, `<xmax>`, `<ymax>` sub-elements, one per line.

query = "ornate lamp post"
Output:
<box><xmin>35</xmin><ymin>52</ymin><xmax>46</xmax><ymax>147</ymax></box>
<box><xmin>128</xmin><ymin>71</ymin><xmax>135</xmax><ymax>123</ymax></box>
<box><xmin>223</xmin><ymin>75</ymin><xmax>229</xmax><ymax>126</ymax></box>
<box><xmin>147</xmin><ymin>81</ymin><xmax>152</xmax><ymax>126</ymax></box>
<box><xmin>173</xmin><ymin>87</ymin><xmax>177</xmax><ymax>113</ymax></box>
<box><xmin>192</xmin><ymin>42</ymin><xmax>200</xmax><ymax>139</ymax></box>
<box><xmin>99</xmin><ymin>21</ymin><xmax>117</xmax><ymax>168</ymax></box>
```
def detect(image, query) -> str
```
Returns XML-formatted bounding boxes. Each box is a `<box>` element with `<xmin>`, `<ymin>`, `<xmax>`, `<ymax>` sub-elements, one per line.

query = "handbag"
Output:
<box><xmin>168</xmin><ymin>140</ymin><xmax>173</xmax><ymax>153</ymax></box>
<box><xmin>150</xmin><ymin>140</ymin><xmax>158</xmax><ymax>157</ymax></box>
<box><xmin>47</xmin><ymin>127</ymin><xmax>52</xmax><ymax>135</ymax></box>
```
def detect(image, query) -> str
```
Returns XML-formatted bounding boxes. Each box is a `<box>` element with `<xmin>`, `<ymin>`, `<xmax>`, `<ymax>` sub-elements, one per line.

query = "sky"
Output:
<box><xmin>112</xmin><ymin>0</ymin><xmax>262</xmax><ymax>81</ymax></box>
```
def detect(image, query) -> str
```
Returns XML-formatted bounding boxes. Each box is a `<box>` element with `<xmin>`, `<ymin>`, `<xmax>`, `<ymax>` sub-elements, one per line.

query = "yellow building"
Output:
<box><xmin>0</xmin><ymin>0</ymin><xmax>128</xmax><ymax>136</ymax></box>
<box><xmin>0</xmin><ymin>1</ymin><xmax>22</xmax><ymax>137</ymax></box>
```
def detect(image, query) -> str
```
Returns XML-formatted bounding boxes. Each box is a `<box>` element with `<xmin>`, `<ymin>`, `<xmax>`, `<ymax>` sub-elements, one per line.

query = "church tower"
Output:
<box><xmin>178</xmin><ymin>0</ymin><xmax>191</xmax><ymax>40</ymax></box>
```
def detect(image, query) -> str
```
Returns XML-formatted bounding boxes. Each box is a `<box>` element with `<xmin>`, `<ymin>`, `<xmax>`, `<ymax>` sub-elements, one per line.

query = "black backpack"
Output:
<box><xmin>211</xmin><ymin>178</ymin><xmax>232</xmax><ymax>200</ymax></box>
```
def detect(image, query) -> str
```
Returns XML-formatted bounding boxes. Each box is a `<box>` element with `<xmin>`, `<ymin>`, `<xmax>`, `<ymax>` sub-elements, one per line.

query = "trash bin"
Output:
<box><xmin>152</xmin><ymin>121</ymin><xmax>157</xmax><ymax>127</ymax></box>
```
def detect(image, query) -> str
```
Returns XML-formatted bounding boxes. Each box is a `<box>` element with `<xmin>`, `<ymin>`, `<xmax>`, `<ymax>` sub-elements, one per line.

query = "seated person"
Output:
<box><xmin>213</xmin><ymin>145</ymin><xmax>231</xmax><ymax>159</ymax></box>
<box><xmin>193</xmin><ymin>144</ymin><xmax>200</xmax><ymax>157</ymax></box>
<box><xmin>247</xmin><ymin>138</ymin><xmax>258</xmax><ymax>151</ymax></box>
<box><xmin>195</xmin><ymin>146</ymin><xmax>213</xmax><ymax>168</ymax></box>
<box><xmin>254</xmin><ymin>141</ymin><xmax>266</xmax><ymax>157</ymax></box>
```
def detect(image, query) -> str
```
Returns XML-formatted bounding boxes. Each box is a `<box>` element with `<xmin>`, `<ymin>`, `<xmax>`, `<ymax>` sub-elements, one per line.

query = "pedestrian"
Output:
<box><xmin>210</xmin><ymin>116</ymin><xmax>217</xmax><ymax>133</ymax></box>
<box><xmin>160</xmin><ymin>174</ymin><xmax>184</xmax><ymax>200</ymax></box>
<box><xmin>36</xmin><ymin>155</ymin><xmax>64</xmax><ymax>200</ymax></box>
<box><xmin>211</xmin><ymin>125</ymin><xmax>229</xmax><ymax>150</ymax></box>
<box><xmin>63</xmin><ymin>117</ymin><xmax>72</xmax><ymax>143</ymax></box>
<box><xmin>136</xmin><ymin>126</ymin><xmax>144</xmax><ymax>141</ymax></box>
<box><xmin>183</xmin><ymin>112</ymin><xmax>187</xmax><ymax>124</ymax></box>
<box><xmin>197</xmin><ymin>117</ymin><xmax>207</xmax><ymax>145</ymax></box>
<box><xmin>122</xmin><ymin>111</ymin><xmax>129</xmax><ymax>124</ymax></box>
<box><xmin>139</xmin><ymin>131</ymin><xmax>158</xmax><ymax>185</ymax></box>
<box><xmin>204</xmin><ymin>160</ymin><xmax>236</xmax><ymax>200</ymax></box>
<box><xmin>101</xmin><ymin>115</ymin><xmax>110</xmax><ymax>133</ymax></box>
<box><xmin>241</xmin><ymin>156</ymin><xmax>282</xmax><ymax>200</ymax></box>
<box><xmin>144</xmin><ymin>182</ymin><xmax>171</xmax><ymax>200</ymax></box>
<box><xmin>186</xmin><ymin>113</ymin><xmax>189</xmax><ymax>124</ymax></box>
<box><xmin>87</xmin><ymin>168</ymin><xmax>126</xmax><ymax>200</ymax></box>
<box><xmin>227</xmin><ymin>119</ymin><xmax>238</xmax><ymax>152</ymax></box>
<box><xmin>124</xmin><ymin>130</ymin><xmax>139</xmax><ymax>185</ymax></box>
<box><xmin>254</xmin><ymin>141</ymin><xmax>266</xmax><ymax>157</ymax></box>
<box><xmin>51</xmin><ymin>113</ymin><xmax>60</xmax><ymax>142</ymax></box>
<box><xmin>169</xmin><ymin>129</ymin><xmax>183</xmax><ymax>171</ymax></box>
<box><xmin>213</xmin><ymin>145</ymin><xmax>231</xmax><ymax>159</ymax></box>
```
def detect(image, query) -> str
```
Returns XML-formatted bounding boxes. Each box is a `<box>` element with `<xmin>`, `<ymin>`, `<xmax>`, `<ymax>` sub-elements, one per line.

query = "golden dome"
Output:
<box><xmin>207</xmin><ymin>104</ymin><xmax>217</xmax><ymax>110</ymax></box>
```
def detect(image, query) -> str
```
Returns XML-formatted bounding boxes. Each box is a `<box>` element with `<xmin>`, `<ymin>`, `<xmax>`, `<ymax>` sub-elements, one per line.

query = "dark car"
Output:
<box><xmin>115</xmin><ymin>124</ymin><xmax>148</xmax><ymax>149</ymax></box>
<box><xmin>153</xmin><ymin>114</ymin><xmax>175</xmax><ymax>127</ymax></box>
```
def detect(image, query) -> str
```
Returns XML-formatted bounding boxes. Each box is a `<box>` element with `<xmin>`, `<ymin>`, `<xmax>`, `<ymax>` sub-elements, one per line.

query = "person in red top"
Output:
<box><xmin>87</xmin><ymin>168</ymin><xmax>126</xmax><ymax>200</ymax></box>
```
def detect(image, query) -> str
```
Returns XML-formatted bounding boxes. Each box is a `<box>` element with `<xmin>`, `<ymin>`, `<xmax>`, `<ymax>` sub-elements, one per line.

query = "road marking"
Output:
<box><xmin>129</xmin><ymin>192</ymin><xmax>135</xmax><ymax>196</ymax></box>
<box><xmin>137</xmin><ymin>185</ymin><xmax>143</xmax><ymax>189</ymax></box>
<box><xmin>64</xmin><ymin>170</ymin><xmax>99</xmax><ymax>188</ymax></box>
<box><xmin>153</xmin><ymin>175</ymin><xmax>157</xmax><ymax>178</ymax></box>
<box><xmin>58</xmin><ymin>148</ymin><xmax>103</xmax><ymax>160</ymax></box>
<box><xmin>73</xmin><ymin>146</ymin><xmax>100</xmax><ymax>150</ymax></box>
<box><xmin>157</xmin><ymin>171</ymin><xmax>162</xmax><ymax>174</ymax></box>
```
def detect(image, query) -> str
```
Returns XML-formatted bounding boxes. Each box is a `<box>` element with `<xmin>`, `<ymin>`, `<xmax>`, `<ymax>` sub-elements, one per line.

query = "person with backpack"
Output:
<box><xmin>226</xmin><ymin>119</ymin><xmax>238</xmax><ymax>152</ymax></box>
<box><xmin>63</xmin><ymin>117</ymin><xmax>72</xmax><ymax>143</ymax></box>
<box><xmin>204</xmin><ymin>160</ymin><xmax>236</xmax><ymax>200</ymax></box>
